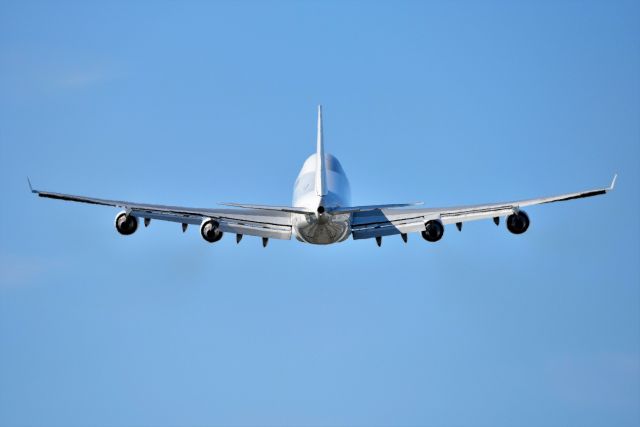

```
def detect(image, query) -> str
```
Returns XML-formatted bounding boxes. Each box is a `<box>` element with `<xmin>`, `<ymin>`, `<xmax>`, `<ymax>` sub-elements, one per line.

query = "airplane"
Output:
<box><xmin>29</xmin><ymin>106</ymin><xmax>617</xmax><ymax>247</ymax></box>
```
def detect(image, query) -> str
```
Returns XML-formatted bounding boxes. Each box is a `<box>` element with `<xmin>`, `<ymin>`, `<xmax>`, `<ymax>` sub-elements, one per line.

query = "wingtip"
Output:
<box><xmin>609</xmin><ymin>173</ymin><xmax>618</xmax><ymax>191</ymax></box>
<box><xmin>27</xmin><ymin>176</ymin><xmax>36</xmax><ymax>193</ymax></box>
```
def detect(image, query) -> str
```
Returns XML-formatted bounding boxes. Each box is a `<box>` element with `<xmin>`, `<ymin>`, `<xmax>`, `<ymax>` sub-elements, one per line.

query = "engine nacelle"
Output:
<box><xmin>507</xmin><ymin>210</ymin><xmax>530</xmax><ymax>234</ymax></box>
<box><xmin>421</xmin><ymin>219</ymin><xmax>444</xmax><ymax>242</ymax></box>
<box><xmin>115</xmin><ymin>211</ymin><xmax>138</xmax><ymax>236</ymax></box>
<box><xmin>200</xmin><ymin>219</ymin><xmax>223</xmax><ymax>243</ymax></box>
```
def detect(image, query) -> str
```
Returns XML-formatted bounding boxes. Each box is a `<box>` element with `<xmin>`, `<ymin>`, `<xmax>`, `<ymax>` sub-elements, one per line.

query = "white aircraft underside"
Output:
<box><xmin>30</xmin><ymin>106</ymin><xmax>616</xmax><ymax>247</ymax></box>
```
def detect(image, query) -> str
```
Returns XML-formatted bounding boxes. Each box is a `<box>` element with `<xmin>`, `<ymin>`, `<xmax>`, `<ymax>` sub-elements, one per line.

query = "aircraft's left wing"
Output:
<box><xmin>29</xmin><ymin>181</ymin><xmax>293</xmax><ymax>241</ymax></box>
<box><xmin>351</xmin><ymin>175</ymin><xmax>617</xmax><ymax>241</ymax></box>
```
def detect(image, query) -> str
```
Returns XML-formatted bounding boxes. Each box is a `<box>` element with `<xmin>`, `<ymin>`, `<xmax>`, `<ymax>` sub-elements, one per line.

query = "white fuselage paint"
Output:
<box><xmin>291</xmin><ymin>153</ymin><xmax>352</xmax><ymax>244</ymax></box>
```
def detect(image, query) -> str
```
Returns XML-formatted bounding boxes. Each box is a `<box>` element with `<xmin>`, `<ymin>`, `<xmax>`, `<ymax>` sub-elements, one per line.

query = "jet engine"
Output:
<box><xmin>421</xmin><ymin>219</ymin><xmax>444</xmax><ymax>242</ymax></box>
<box><xmin>507</xmin><ymin>211</ymin><xmax>530</xmax><ymax>234</ymax></box>
<box><xmin>115</xmin><ymin>211</ymin><xmax>138</xmax><ymax>236</ymax></box>
<box><xmin>200</xmin><ymin>219</ymin><xmax>224</xmax><ymax>243</ymax></box>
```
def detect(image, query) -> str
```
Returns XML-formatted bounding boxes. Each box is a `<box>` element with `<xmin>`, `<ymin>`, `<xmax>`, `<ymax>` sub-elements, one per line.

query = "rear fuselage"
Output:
<box><xmin>291</xmin><ymin>153</ymin><xmax>352</xmax><ymax>244</ymax></box>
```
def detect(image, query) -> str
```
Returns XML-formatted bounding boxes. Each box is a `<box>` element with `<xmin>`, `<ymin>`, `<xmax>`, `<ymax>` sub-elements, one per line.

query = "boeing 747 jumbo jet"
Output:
<box><xmin>30</xmin><ymin>106</ymin><xmax>616</xmax><ymax>247</ymax></box>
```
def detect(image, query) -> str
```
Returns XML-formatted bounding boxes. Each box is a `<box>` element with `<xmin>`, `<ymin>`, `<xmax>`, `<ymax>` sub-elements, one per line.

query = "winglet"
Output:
<box><xmin>27</xmin><ymin>177</ymin><xmax>36</xmax><ymax>194</ymax></box>
<box><xmin>608</xmin><ymin>173</ymin><xmax>618</xmax><ymax>191</ymax></box>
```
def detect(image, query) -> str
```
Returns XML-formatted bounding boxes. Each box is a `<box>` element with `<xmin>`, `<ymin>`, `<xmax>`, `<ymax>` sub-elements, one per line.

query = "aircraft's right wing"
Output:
<box><xmin>350</xmin><ymin>175</ymin><xmax>617</xmax><ymax>240</ymax></box>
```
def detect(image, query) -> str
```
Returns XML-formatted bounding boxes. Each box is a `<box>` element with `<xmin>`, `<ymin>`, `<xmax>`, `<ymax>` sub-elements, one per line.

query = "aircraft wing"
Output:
<box><xmin>29</xmin><ymin>183</ymin><xmax>292</xmax><ymax>240</ymax></box>
<box><xmin>350</xmin><ymin>175</ymin><xmax>617</xmax><ymax>240</ymax></box>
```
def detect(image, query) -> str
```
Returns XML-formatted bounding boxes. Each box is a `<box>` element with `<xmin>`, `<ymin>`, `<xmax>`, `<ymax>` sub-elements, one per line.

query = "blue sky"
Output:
<box><xmin>1</xmin><ymin>1</ymin><xmax>639</xmax><ymax>426</ymax></box>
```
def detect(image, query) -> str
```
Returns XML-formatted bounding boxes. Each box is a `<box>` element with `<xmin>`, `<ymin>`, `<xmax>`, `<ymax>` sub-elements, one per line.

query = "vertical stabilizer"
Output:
<box><xmin>315</xmin><ymin>105</ymin><xmax>327</xmax><ymax>196</ymax></box>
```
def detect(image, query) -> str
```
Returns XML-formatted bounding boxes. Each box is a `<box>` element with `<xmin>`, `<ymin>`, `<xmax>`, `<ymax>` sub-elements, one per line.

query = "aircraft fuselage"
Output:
<box><xmin>291</xmin><ymin>153</ymin><xmax>352</xmax><ymax>244</ymax></box>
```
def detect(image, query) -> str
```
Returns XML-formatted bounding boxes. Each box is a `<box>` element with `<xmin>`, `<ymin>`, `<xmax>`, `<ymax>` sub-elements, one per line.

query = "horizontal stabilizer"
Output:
<box><xmin>328</xmin><ymin>202</ymin><xmax>423</xmax><ymax>214</ymax></box>
<box><xmin>220</xmin><ymin>202</ymin><xmax>314</xmax><ymax>215</ymax></box>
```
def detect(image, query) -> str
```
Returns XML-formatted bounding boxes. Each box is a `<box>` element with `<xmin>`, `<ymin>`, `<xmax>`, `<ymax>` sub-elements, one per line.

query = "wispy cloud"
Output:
<box><xmin>0</xmin><ymin>253</ymin><xmax>64</xmax><ymax>288</ymax></box>
<box><xmin>56</xmin><ymin>66</ymin><xmax>117</xmax><ymax>89</ymax></box>
<box><xmin>546</xmin><ymin>351</ymin><xmax>640</xmax><ymax>409</ymax></box>
<box><xmin>0</xmin><ymin>49</ymin><xmax>124</xmax><ymax>97</ymax></box>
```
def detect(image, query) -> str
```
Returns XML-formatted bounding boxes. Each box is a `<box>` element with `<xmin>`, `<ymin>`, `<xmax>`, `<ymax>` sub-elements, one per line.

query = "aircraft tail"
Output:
<box><xmin>315</xmin><ymin>105</ymin><xmax>327</xmax><ymax>197</ymax></box>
